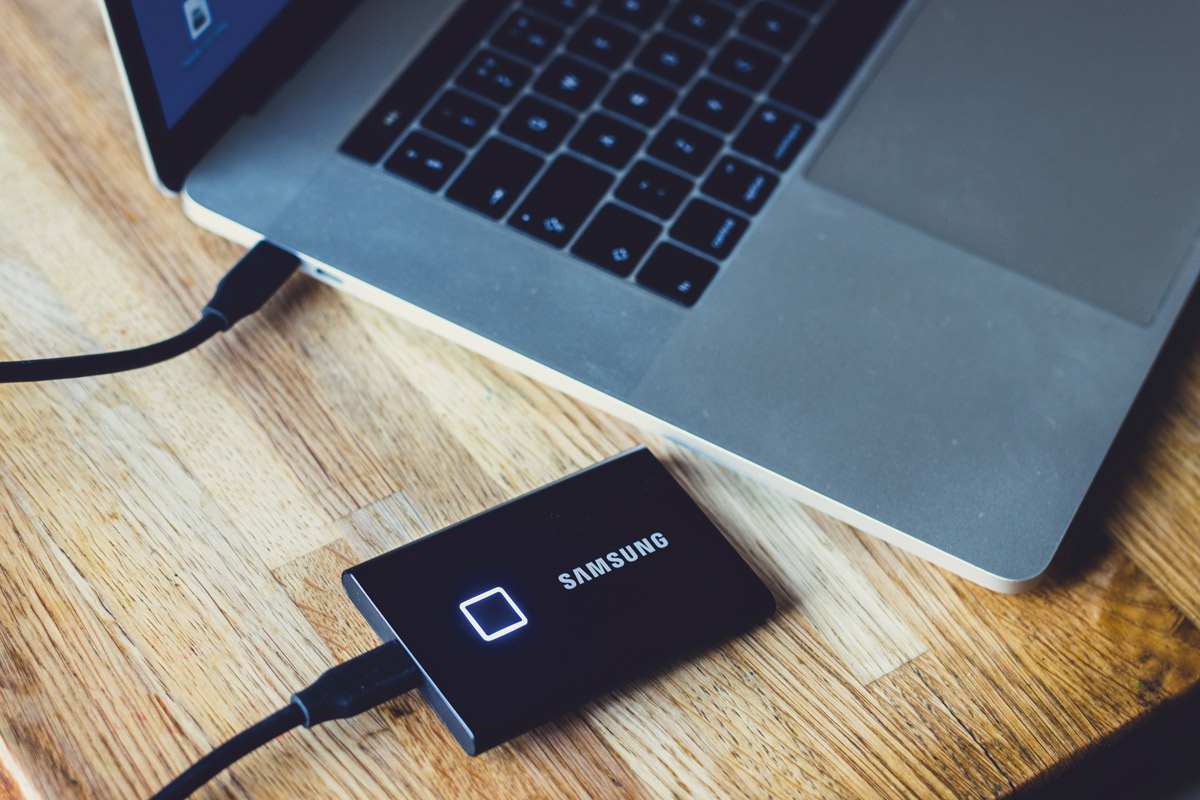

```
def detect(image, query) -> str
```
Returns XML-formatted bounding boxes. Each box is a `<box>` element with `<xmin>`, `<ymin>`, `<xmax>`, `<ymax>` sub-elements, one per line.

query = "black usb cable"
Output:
<box><xmin>151</xmin><ymin>641</ymin><xmax>421</xmax><ymax>800</ymax></box>
<box><xmin>0</xmin><ymin>242</ymin><xmax>423</xmax><ymax>797</ymax></box>
<box><xmin>0</xmin><ymin>241</ymin><xmax>299</xmax><ymax>383</ymax></box>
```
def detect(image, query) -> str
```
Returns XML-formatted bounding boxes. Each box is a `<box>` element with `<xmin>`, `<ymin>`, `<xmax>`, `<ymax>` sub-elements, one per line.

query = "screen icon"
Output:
<box><xmin>459</xmin><ymin>587</ymin><xmax>527</xmax><ymax>641</ymax></box>
<box><xmin>183</xmin><ymin>0</ymin><xmax>212</xmax><ymax>40</ymax></box>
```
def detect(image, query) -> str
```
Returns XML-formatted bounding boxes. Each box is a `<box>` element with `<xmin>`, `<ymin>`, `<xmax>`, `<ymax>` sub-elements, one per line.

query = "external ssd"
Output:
<box><xmin>343</xmin><ymin>447</ymin><xmax>776</xmax><ymax>754</ymax></box>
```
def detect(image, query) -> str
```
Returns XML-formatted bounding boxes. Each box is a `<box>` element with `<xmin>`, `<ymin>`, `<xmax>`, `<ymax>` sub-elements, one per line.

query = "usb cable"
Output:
<box><xmin>151</xmin><ymin>640</ymin><xmax>420</xmax><ymax>800</ymax></box>
<box><xmin>0</xmin><ymin>241</ymin><xmax>299</xmax><ymax>383</ymax></box>
<box><xmin>0</xmin><ymin>241</ymin><xmax>423</xmax><ymax>797</ymax></box>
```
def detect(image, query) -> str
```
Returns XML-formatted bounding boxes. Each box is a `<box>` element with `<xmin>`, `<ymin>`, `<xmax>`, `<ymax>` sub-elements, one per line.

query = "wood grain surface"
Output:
<box><xmin>3</xmin><ymin>2</ymin><xmax>1200</xmax><ymax>798</ymax></box>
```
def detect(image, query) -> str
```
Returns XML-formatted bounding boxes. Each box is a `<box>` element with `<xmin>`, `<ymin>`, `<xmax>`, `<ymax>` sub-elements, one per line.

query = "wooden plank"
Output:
<box><xmin>1103</xmin><ymin>318</ymin><xmax>1200</xmax><ymax>628</ymax></box>
<box><xmin>665</xmin><ymin>454</ymin><xmax>927</xmax><ymax>685</ymax></box>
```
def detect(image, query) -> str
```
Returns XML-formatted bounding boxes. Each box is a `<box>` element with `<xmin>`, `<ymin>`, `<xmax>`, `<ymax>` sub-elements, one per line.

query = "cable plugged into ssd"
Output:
<box><xmin>153</xmin><ymin>447</ymin><xmax>775</xmax><ymax>797</ymax></box>
<box><xmin>0</xmin><ymin>230</ymin><xmax>775</xmax><ymax>795</ymax></box>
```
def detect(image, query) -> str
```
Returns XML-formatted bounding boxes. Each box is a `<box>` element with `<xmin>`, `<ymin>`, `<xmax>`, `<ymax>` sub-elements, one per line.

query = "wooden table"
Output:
<box><xmin>3</xmin><ymin>2</ymin><xmax>1199</xmax><ymax>798</ymax></box>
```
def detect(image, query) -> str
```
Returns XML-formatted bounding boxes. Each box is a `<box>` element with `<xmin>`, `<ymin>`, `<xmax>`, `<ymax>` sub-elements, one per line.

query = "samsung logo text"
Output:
<box><xmin>557</xmin><ymin>532</ymin><xmax>669</xmax><ymax>590</ymax></box>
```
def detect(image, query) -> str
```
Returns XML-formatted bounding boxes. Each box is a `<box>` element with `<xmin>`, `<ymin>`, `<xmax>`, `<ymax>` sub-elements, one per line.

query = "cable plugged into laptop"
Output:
<box><xmin>150</xmin><ymin>640</ymin><xmax>421</xmax><ymax>800</ymax></box>
<box><xmin>0</xmin><ymin>241</ymin><xmax>299</xmax><ymax>383</ymax></box>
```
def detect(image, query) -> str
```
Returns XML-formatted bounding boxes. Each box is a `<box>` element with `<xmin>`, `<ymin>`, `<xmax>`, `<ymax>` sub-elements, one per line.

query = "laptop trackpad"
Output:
<box><xmin>807</xmin><ymin>0</ymin><xmax>1200</xmax><ymax>325</ymax></box>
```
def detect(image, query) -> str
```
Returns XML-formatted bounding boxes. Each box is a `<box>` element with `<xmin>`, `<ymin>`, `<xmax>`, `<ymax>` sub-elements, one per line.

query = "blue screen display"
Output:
<box><xmin>131</xmin><ymin>0</ymin><xmax>291</xmax><ymax>128</ymax></box>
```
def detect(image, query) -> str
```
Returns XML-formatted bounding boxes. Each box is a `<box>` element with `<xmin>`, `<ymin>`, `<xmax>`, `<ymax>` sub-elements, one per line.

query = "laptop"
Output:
<box><xmin>99</xmin><ymin>0</ymin><xmax>1200</xmax><ymax>592</ymax></box>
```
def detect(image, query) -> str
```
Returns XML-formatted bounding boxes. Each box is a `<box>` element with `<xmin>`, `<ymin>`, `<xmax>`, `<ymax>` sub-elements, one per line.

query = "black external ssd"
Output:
<box><xmin>343</xmin><ymin>447</ymin><xmax>775</xmax><ymax>754</ymax></box>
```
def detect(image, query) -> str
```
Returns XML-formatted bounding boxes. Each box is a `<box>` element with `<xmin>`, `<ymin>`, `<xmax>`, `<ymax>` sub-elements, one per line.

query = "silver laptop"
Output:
<box><xmin>100</xmin><ymin>0</ymin><xmax>1200</xmax><ymax>592</ymax></box>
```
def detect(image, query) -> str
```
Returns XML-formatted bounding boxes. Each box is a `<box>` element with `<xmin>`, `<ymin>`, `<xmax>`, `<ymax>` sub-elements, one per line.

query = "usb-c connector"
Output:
<box><xmin>0</xmin><ymin>241</ymin><xmax>299</xmax><ymax>383</ymax></box>
<box><xmin>151</xmin><ymin>641</ymin><xmax>419</xmax><ymax>800</ymax></box>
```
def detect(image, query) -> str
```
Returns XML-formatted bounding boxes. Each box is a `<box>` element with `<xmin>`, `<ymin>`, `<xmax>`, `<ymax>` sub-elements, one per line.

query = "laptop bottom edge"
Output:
<box><xmin>180</xmin><ymin>189</ymin><xmax>1044</xmax><ymax>594</ymax></box>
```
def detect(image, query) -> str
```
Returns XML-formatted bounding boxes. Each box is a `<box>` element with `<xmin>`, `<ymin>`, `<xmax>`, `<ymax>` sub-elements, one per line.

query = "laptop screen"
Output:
<box><xmin>130</xmin><ymin>0</ymin><xmax>292</xmax><ymax>128</ymax></box>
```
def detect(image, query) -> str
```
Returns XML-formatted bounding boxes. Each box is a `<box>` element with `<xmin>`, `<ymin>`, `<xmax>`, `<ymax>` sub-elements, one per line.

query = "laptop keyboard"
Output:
<box><xmin>340</xmin><ymin>0</ymin><xmax>902</xmax><ymax>307</ymax></box>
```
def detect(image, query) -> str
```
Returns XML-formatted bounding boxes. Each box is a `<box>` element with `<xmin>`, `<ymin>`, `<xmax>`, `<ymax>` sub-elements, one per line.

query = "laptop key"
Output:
<box><xmin>339</xmin><ymin>0</ymin><xmax>506</xmax><ymax>164</ymax></box>
<box><xmin>457</xmin><ymin>50</ymin><xmax>532</xmax><ymax>106</ymax></box>
<box><xmin>524</xmin><ymin>0</ymin><xmax>590</xmax><ymax>25</ymax></box>
<box><xmin>447</xmin><ymin>138</ymin><xmax>545</xmax><ymax>219</ymax></box>
<box><xmin>775</xmin><ymin>0</ymin><xmax>821</xmax><ymax>10</ymax></box>
<box><xmin>508</xmin><ymin>155</ymin><xmax>614</xmax><ymax>247</ymax></box>
<box><xmin>501</xmin><ymin>96</ymin><xmax>577</xmax><ymax>152</ymax></box>
<box><xmin>492</xmin><ymin>11</ymin><xmax>564</xmax><ymax>64</ymax></box>
<box><xmin>341</xmin><ymin>99</ymin><xmax>412</xmax><ymax>165</ymax></box>
<box><xmin>616</xmin><ymin>160</ymin><xmax>693</xmax><ymax>219</ymax></box>
<box><xmin>670</xmin><ymin>199</ymin><xmax>748</xmax><ymax>259</ymax></box>
<box><xmin>769</xmin><ymin>0</ymin><xmax>904</xmax><ymax>117</ymax></box>
<box><xmin>648</xmin><ymin>118</ymin><xmax>722</xmax><ymax>175</ymax></box>
<box><xmin>568</xmin><ymin>16</ymin><xmax>640</xmax><ymax>69</ymax></box>
<box><xmin>602</xmin><ymin>72</ymin><xmax>676</xmax><ymax>128</ymax></box>
<box><xmin>635</xmin><ymin>33</ymin><xmax>706</xmax><ymax>86</ymax></box>
<box><xmin>701</xmin><ymin>155</ymin><xmax>778</xmax><ymax>214</ymax></box>
<box><xmin>569</xmin><ymin>112</ymin><xmax>646</xmax><ymax>169</ymax></box>
<box><xmin>384</xmin><ymin>131</ymin><xmax>466</xmax><ymax>191</ymax></box>
<box><xmin>733</xmin><ymin>103</ymin><xmax>811</xmax><ymax>170</ymax></box>
<box><xmin>665</xmin><ymin>0</ymin><xmax>736</xmax><ymax>46</ymax></box>
<box><xmin>536</xmin><ymin>56</ymin><xmax>608</xmax><ymax>110</ymax></box>
<box><xmin>598</xmin><ymin>0</ymin><xmax>668</xmax><ymax>30</ymax></box>
<box><xmin>741</xmin><ymin>2</ymin><xmax>808</xmax><ymax>52</ymax></box>
<box><xmin>423</xmin><ymin>90</ymin><xmax>499</xmax><ymax>148</ymax></box>
<box><xmin>710</xmin><ymin>39</ymin><xmax>781</xmax><ymax>92</ymax></box>
<box><xmin>679</xmin><ymin>78</ymin><xmax>752</xmax><ymax>133</ymax></box>
<box><xmin>571</xmin><ymin>203</ymin><xmax>662</xmax><ymax>276</ymax></box>
<box><xmin>636</xmin><ymin>243</ymin><xmax>718</xmax><ymax>306</ymax></box>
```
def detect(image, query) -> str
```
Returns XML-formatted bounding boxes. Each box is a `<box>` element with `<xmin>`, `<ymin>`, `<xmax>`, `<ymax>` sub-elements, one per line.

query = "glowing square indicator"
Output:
<box><xmin>459</xmin><ymin>587</ymin><xmax>527</xmax><ymax>641</ymax></box>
